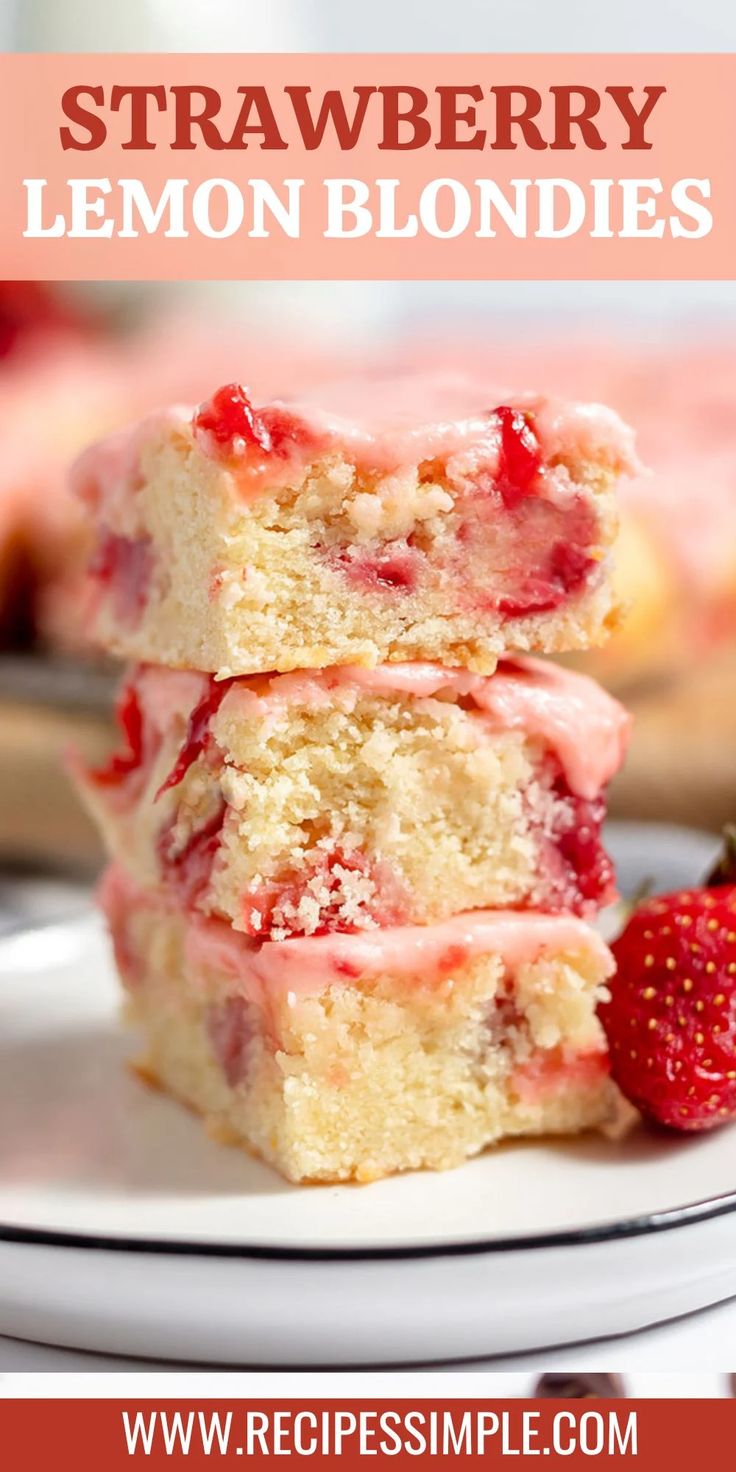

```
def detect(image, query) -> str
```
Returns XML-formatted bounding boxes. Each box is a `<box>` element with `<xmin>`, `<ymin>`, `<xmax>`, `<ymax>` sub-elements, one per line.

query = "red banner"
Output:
<box><xmin>0</xmin><ymin>1397</ymin><xmax>730</xmax><ymax>1470</ymax></box>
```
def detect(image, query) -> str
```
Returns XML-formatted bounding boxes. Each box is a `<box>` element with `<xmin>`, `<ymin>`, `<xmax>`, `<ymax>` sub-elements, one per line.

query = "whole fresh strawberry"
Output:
<box><xmin>600</xmin><ymin>829</ymin><xmax>736</xmax><ymax>1131</ymax></box>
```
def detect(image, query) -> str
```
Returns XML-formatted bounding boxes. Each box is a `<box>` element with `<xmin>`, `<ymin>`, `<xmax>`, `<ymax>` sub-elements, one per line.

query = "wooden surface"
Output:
<box><xmin>609</xmin><ymin>649</ymin><xmax>736</xmax><ymax>832</ymax></box>
<box><xmin>0</xmin><ymin>698</ymin><xmax>109</xmax><ymax>872</ymax></box>
<box><xmin>0</xmin><ymin>655</ymin><xmax>115</xmax><ymax>872</ymax></box>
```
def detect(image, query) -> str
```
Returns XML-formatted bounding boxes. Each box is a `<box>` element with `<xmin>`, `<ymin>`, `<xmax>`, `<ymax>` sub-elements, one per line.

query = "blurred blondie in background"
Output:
<box><xmin>0</xmin><ymin>277</ymin><xmax>735</xmax><ymax>873</ymax></box>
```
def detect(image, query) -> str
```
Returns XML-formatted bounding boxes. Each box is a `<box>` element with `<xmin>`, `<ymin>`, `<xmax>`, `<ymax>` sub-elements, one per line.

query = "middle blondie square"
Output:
<box><xmin>78</xmin><ymin>656</ymin><xmax>629</xmax><ymax>938</ymax></box>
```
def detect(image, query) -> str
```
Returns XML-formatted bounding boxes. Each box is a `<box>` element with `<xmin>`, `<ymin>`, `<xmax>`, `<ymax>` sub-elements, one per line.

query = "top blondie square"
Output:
<box><xmin>72</xmin><ymin>372</ymin><xmax>636</xmax><ymax>677</ymax></box>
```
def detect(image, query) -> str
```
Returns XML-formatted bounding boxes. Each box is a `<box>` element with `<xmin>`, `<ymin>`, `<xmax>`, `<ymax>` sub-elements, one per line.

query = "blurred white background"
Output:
<box><xmin>4</xmin><ymin>0</ymin><xmax>736</xmax><ymax>54</ymax></box>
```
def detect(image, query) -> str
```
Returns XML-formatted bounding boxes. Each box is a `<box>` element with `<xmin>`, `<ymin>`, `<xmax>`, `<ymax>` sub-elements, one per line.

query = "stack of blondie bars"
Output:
<box><xmin>73</xmin><ymin>375</ymin><xmax>634</xmax><ymax>1182</ymax></box>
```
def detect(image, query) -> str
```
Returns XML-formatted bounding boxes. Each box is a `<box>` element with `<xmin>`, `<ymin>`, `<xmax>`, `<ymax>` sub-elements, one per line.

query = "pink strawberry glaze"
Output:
<box><xmin>188</xmin><ymin>373</ymin><xmax>636</xmax><ymax>485</ymax></box>
<box><xmin>99</xmin><ymin>865</ymin><xmax>613</xmax><ymax>1011</ymax></box>
<box><xmin>470</xmin><ymin>660</ymin><xmax>630</xmax><ymax>800</ymax></box>
<box><xmin>72</xmin><ymin>373</ymin><xmax>637</xmax><ymax>511</ymax></box>
<box><xmin>89</xmin><ymin>659</ymin><xmax>625</xmax><ymax>934</ymax></box>
<box><xmin>134</xmin><ymin>665</ymin><xmax>209</xmax><ymax>735</ymax></box>
<box><xmin>137</xmin><ymin>653</ymin><xmax>626</xmax><ymax>822</ymax></box>
<box><xmin>218</xmin><ymin>656</ymin><xmax>629</xmax><ymax>802</ymax></box>
<box><xmin>118</xmin><ymin>655</ymin><xmax>626</xmax><ymax>826</ymax></box>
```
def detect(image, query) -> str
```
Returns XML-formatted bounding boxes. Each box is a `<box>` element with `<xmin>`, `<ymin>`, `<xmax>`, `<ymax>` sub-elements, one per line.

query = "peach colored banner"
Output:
<box><xmin>0</xmin><ymin>53</ymin><xmax>733</xmax><ymax>279</ymax></box>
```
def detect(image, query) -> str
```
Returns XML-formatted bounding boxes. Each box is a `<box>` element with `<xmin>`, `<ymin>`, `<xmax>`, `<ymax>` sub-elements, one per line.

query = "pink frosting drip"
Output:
<box><xmin>238</xmin><ymin>372</ymin><xmax>637</xmax><ymax>477</ymax></box>
<box><xmin>135</xmin><ymin>665</ymin><xmax>209</xmax><ymax>734</ymax></box>
<box><xmin>99</xmin><ymin>864</ymin><xmax>612</xmax><ymax>1011</ymax></box>
<box><xmin>218</xmin><ymin>656</ymin><xmax>630</xmax><ymax>801</ymax></box>
<box><xmin>232</xmin><ymin>908</ymin><xmax>612</xmax><ymax>996</ymax></box>
<box><xmin>71</xmin><ymin>371</ymin><xmax>637</xmax><ymax>514</ymax></box>
<box><xmin>466</xmin><ymin>658</ymin><xmax>630</xmax><ymax>799</ymax></box>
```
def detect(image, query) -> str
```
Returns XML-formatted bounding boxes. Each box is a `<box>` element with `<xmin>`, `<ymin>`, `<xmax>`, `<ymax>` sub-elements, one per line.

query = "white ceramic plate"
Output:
<box><xmin>2</xmin><ymin>822</ymin><xmax>735</xmax><ymax>1366</ymax></box>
